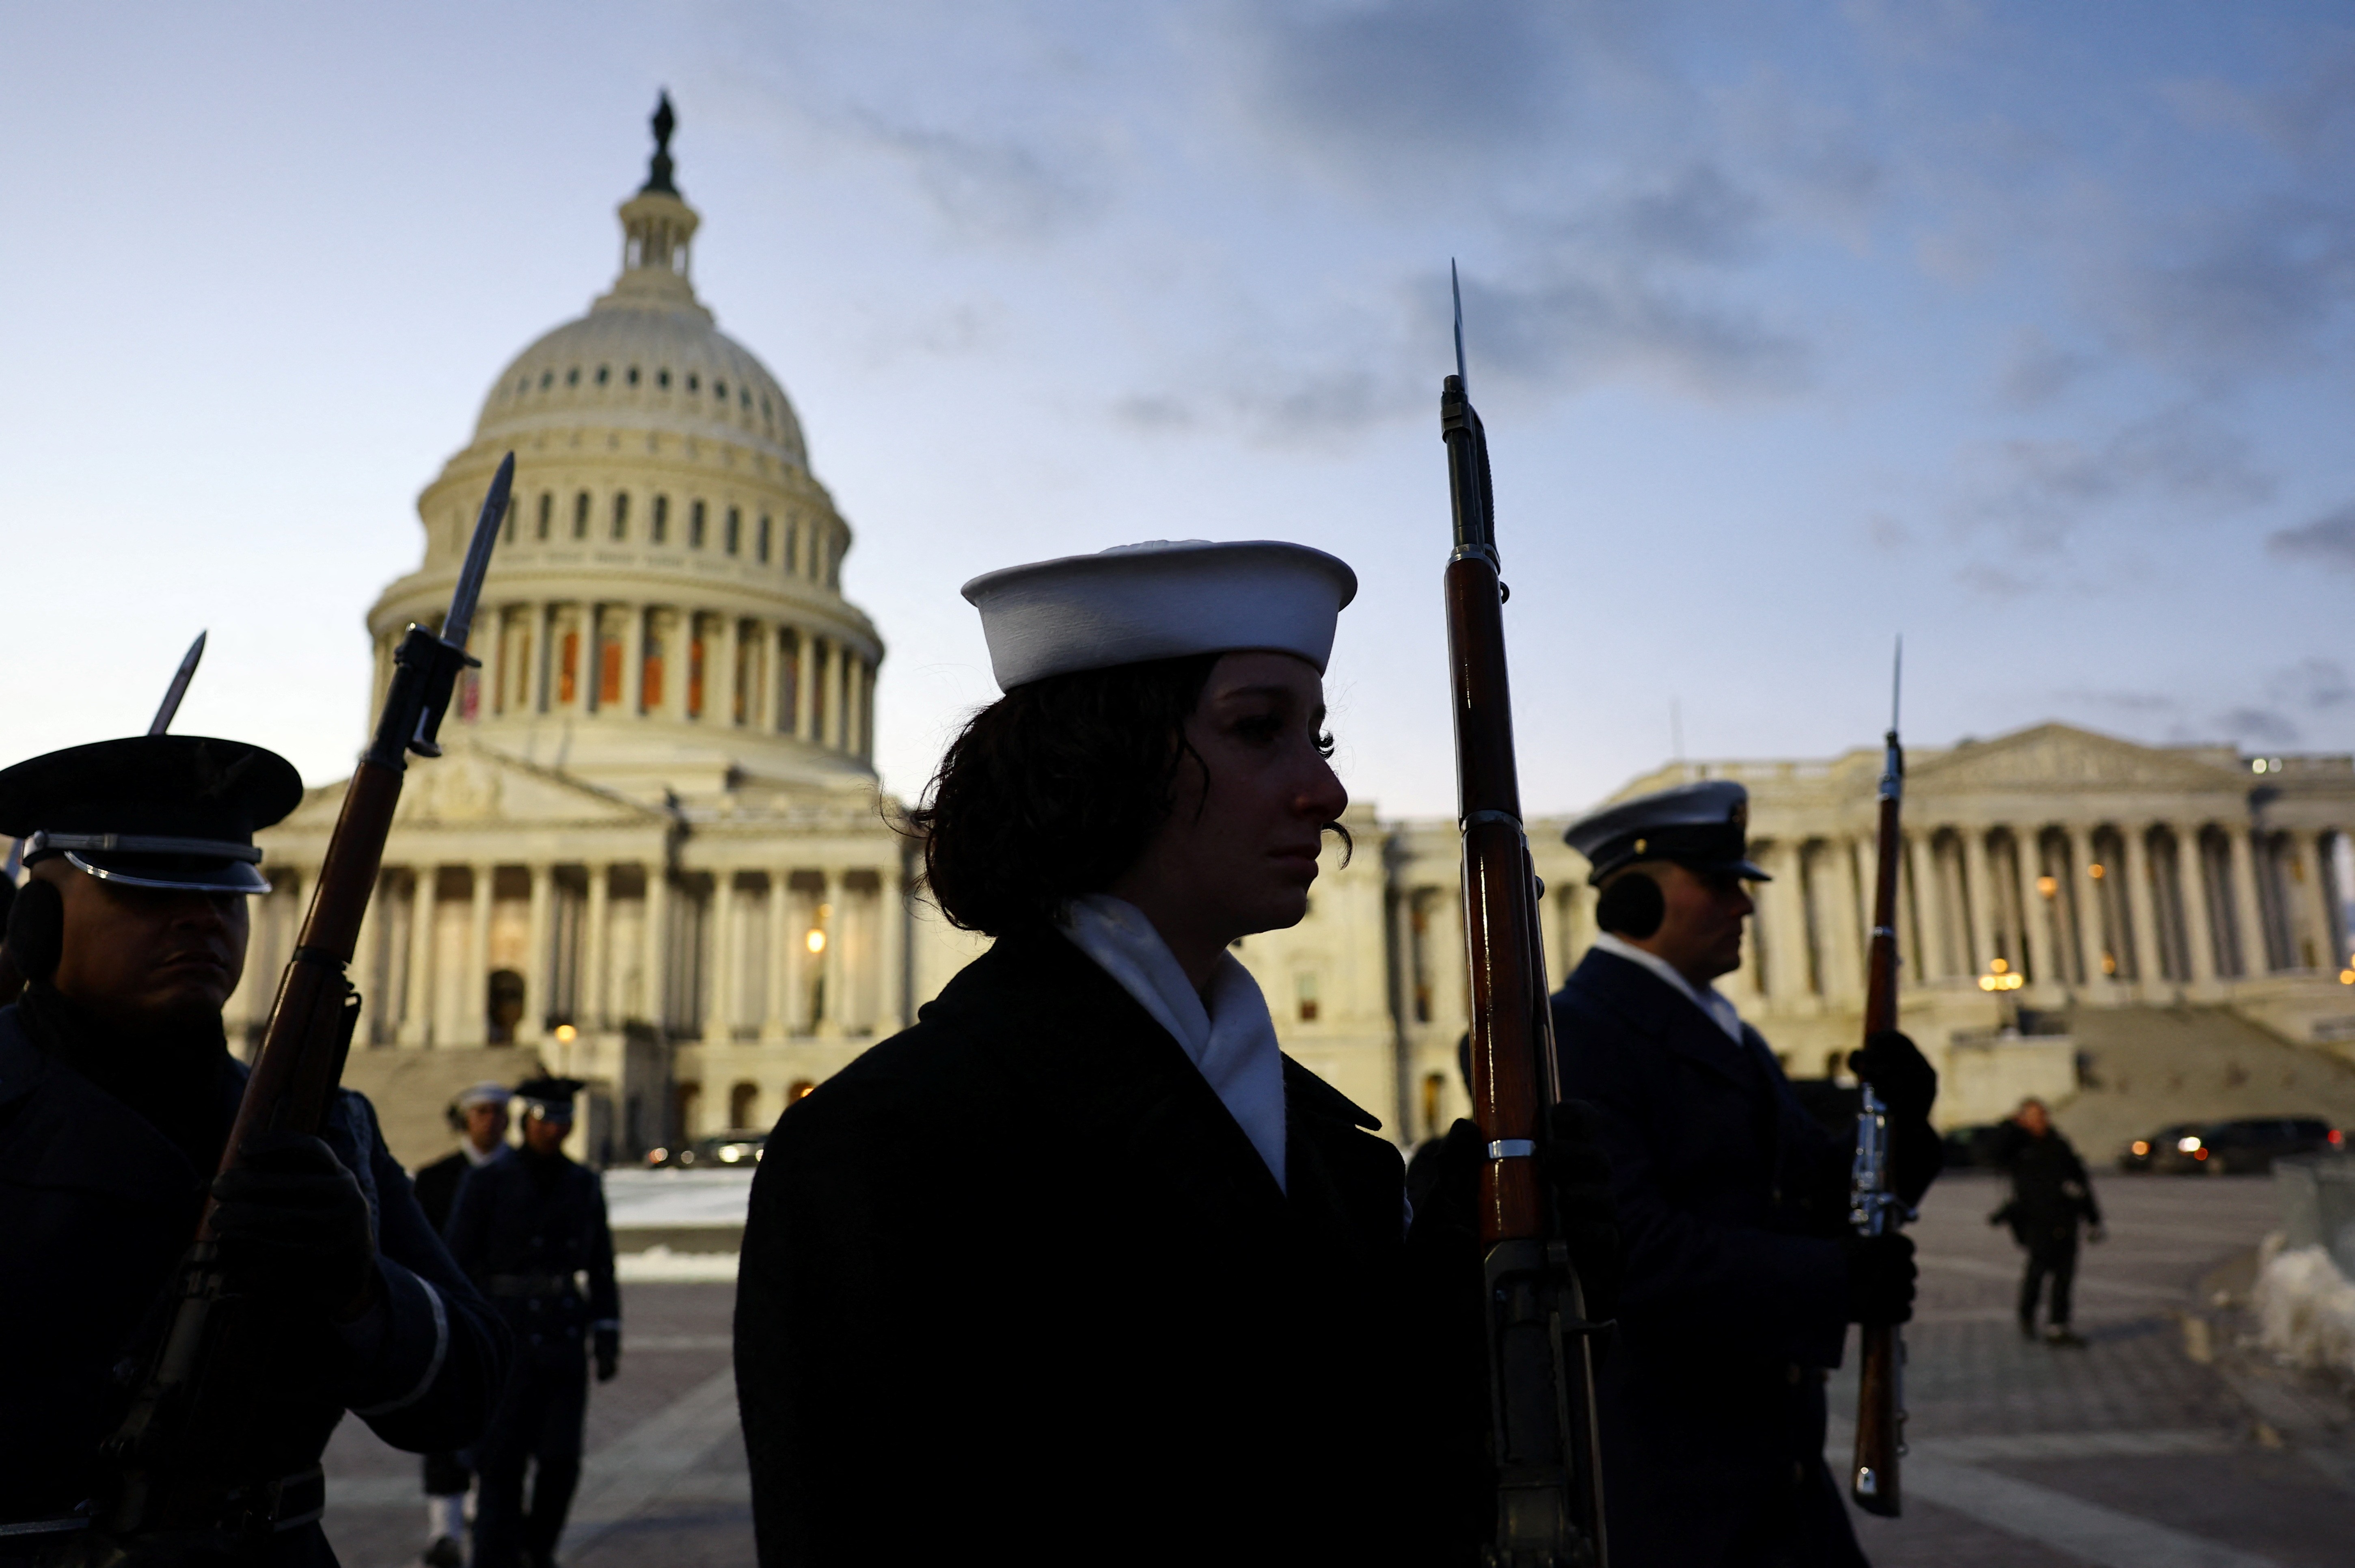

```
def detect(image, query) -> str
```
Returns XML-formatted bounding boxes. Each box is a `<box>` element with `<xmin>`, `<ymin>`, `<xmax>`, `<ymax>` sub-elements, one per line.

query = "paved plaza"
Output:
<box><xmin>317</xmin><ymin>1167</ymin><xmax>2350</xmax><ymax>1566</ymax></box>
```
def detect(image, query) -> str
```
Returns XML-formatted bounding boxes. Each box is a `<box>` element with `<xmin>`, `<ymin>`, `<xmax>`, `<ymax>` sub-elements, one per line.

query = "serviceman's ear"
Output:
<box><xmin>5</xmin><ymin>877</ymin><xmax>64</xmax><ymax>983</ymax></box>
<box><xmin>1595</xmin><ymin>869</ymin><xmax>1665</xmax><ymax>940</ymax></box>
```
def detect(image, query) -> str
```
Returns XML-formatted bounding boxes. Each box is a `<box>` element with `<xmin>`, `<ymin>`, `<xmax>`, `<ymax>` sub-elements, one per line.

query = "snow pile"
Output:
<box><xmin>616</xmin><ymin>1244</ymin><xmax>740</xmax><ymax>1283</ymax></box>
<box><xmin>602</xmin><ymin>1168</ymin><xmax>755</xmax><ymax>1228</ymax></box>
<box><xmin>2252</xmin><ymin>1243</ymin><xmax>2355</xmax><ymax>1375</ymax></box>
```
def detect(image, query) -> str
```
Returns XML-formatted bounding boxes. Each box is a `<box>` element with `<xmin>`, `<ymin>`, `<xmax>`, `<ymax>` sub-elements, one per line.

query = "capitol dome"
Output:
<box><xmin>370</xmin><ymin>96</ymin><xmax>883</xmax><ymax>801</ymax></box>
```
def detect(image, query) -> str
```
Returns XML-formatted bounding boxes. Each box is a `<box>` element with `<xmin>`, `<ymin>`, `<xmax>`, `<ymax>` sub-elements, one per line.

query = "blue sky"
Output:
<box><xmin>2</xmin><ymin>1</ymin><xmax>2349</xmax><ymax>817</ymax></box>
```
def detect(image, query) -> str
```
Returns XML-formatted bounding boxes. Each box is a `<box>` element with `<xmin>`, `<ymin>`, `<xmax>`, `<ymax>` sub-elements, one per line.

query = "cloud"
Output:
<box><xmin>1457</xmin><ymin>264</ymin><xmax>1807</xmax><ymax>400</ymax></box>
<box><xmin>2101</xmin><ymin>194</ymin><xmax>2355</xmax><ymax>380</ymax></box>
<box><xmin>1953</xmin><ymin>407</ymin><xmax>2272</xmax><ymax>542</ymax></box>
<box><xmin>845</xmin><ymin>109</ymin><xmax>1106</xmax><ymax>241</ymax></box>
<box><xmin>2218</xmin><ymin>705</ymin><xmax>2300</xmax><ymax>747</ymax></box>
<box><xmin>2270</xmin><ymin>655</ymin><xmax>2353</xmax><ymax>711</ymax></box>
<box><xmin>2268</xmin><ymin>501</ymin><xmax>2355</xmax><ymax>572</ymax></box>
<box><xmin>1994</xmin><ymin>327</ymin><xmax>2094</xmax><ymax>408</ymax></box>
<box><xmin>1602</xmin><ymin>163</ymin><xmax>1766</xmax><ymax>267</ymax></box>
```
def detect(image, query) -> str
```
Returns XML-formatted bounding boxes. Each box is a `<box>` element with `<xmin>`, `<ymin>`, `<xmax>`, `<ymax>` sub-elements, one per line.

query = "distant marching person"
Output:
<box><xmin>1990</xmin><ymin>1096</ymin><xmax>2105</xmax><ymax>1348</ymax></box>
<box><xmin>412</xmin><ymin>1081</ymin><xmax>516</xmax><ymax>1567</ymax></box>
<box><xmin>445</xmin><ymin>1076</ymin><xmax>620</xmax><ymax>1568</ymax></box>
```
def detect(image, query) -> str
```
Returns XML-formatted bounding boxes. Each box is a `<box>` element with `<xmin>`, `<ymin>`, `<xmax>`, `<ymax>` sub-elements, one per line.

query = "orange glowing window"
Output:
<box><xmin>641</xmin><ymin>640</ymin><xmax>664</xmax><ymax>710</ymax></box>
<box><xmin>558</xmin><ymin>631</ymin><xmax>579</xmax><ymax>705</ymax></box>
<box><xmin>688</xmin><ymin>637</ymin><xmax>706</xmax><ymax>718</ymax></box>
<box><xmin>599</xmin><ymin>638</ymin><xmax>623</xmax><ymax>705</ymax></box>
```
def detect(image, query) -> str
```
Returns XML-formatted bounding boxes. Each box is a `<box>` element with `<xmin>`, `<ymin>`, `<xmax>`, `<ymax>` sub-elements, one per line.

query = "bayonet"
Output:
<box><xmin>148</xmin><ymin>631</ymin><xmax>207</xmax><ymax>736</ymax></box>
<box><xmin>441</xmin><ymin>453</ymin><xmax>511</xmax><ymax>652</ymax></box>
<box><xmin>1451</xmin><ymin>258</ymin><xmax>1470</xmax><ymax>395</ymax></box>
<box><xmin>402</xmin><ymin>452</ymin><xmax>512</xmax><ymax>757</ymax></box>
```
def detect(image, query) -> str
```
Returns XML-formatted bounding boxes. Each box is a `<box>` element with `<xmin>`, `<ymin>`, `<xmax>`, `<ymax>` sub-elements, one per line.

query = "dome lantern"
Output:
<box><xmin>613</xmin><ymin>93</ymin><xmax>701</xmax><ymax>311</ymax></box>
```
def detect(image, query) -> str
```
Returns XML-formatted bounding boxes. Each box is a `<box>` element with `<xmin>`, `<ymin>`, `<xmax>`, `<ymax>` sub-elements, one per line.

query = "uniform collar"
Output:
<box><xmin>1588</xmin><ymin>932</ymin><xmax>1744</xmax><ymax>1044</ymax></box>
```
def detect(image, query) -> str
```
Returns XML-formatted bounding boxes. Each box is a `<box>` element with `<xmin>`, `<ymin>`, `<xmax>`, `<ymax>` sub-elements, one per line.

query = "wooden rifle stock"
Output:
<box><xmin>1850</xmin><ymin>717</ymin><xmax>1908</xmax><ymax>1516</ymax></box>
<box><xmin>1442</xmin><ymin>372</ymin><xmax>1606</xmax><ymax>1568</ymax></box>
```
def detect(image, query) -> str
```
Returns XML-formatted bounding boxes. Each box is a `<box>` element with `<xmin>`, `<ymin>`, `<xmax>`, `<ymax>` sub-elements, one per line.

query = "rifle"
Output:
<box><xmin>1849</xmin><ymin>641</ymin><xmax>1910</xmax><ymax>1516</ymax></box>
<box><xmin>1441</xmin><ymin>266</ymin><xmax>1607</xmax><ymax>1568</ymax></box>
<box><xmin>53</xmin><ymin>454</ymin><xmax>511</xmax><ymax>1565</ymax></box>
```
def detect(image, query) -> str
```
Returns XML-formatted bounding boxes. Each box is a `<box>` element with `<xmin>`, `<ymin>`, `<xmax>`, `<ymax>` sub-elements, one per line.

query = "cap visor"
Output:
<box><xmin>66</xmin><ymin>851</ymin><xmax>272</xmax><ymax>895</ymax></box>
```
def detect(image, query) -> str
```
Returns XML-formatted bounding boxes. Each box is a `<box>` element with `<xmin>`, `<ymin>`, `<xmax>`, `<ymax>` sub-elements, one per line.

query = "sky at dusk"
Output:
<box><xmin>3</xmin><ymin>1</ymin><xmax>2350</xmax><ymax>819</ymax></box>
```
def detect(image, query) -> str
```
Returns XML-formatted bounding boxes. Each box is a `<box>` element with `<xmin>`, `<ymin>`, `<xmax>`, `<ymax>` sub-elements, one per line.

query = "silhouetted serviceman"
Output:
<box><xmin>446</xmin><ymin>1076</ymin><xmax>619</xmax><ymax>1568</ymax></box>
<box><xmin>412</xmin><ymin>1080</ymin><xmax>514</xmax><ymax>1567</ymax></box>
<box><xmin>1551</xmin><ymin>780</ymin><xmax>1941</xmax><ymax>1568</ymax></box>
<box><xmin>1990</xmin><ymin>1096</ymin><xmax>2103</xmax><ymax>1347</ymax></box>
<box><xmin>0</xmin><ymin>735</ymin><xmax>508</xmax><ymax>1564</ymax></box>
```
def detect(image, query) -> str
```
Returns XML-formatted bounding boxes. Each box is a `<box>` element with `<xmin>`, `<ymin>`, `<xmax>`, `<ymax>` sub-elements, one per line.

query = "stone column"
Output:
<box><xmin>583</xmin><ymin>866</ymin><xmax>611</xmax><ymax>1031</ymax></box>
<box><xmin>2122</xmin><ymin>825</ymin><xmax>2161</xmax><ymax>993</ymax></box>
<box><xmin>621</xmin><ymin>601</ymin><xmax>646</xmax><ymax>715</ymax></box>
<box><xmin>1962</xmin><ymin>829</ymin><xmax>1999</xmax><ymax>981</ymax></box>
<box><xmin>795</xmin><ymin>635</ymin><xmax>819</xmax><ymax>742</ymax></box>
<box><xmin>2012</xmin><ymin>828</ymin><xmax>2046</xmax><ymax>987</ymax></box>
<box><xmin>524</xmin><ymin>863</ymin><xmax>552</xmax><ymax>1037</ymax></box>
<box><xmin>716</xmin><ymin>618</ymin><xmax>742</xmax><ymax>729</ymax></box>
<box><xmin>710</xmin><ymin>871</ymin><xmax>740</xmax><ymax>1040</ymax></box>
<box><xmin>2295</xmin><ymin>831</ymin><xmax>2337</xmax><ymax>972</ymax></box>
<box><xmin>1909</xmin><ymin>832</ymin><xmax>1948</xmax><ymax>984</ymax></box>
<box><xmin>466</xmin><ymin>864</ymin><xmax>494</xmax><ymax>1045</ymax></box>
<box><xmin>472</xmin><ymin>609</ymin><xmax>501</xmax><ymax>725</ymax></box>
<box><xmin>876</xmin><ymin>857</ymin><xmax>907</xmax><ymax>1035</ymax></box>
<box><xmin>400</xmin><ymin>870</ymin><xmax>436</xmax><ymax>1047</ymax></box>
<box><xmin>2227</xmin><ymin>828</ymin><xmax>2271</xmax><ymax>976</ymax></box>
<box><xmin>763</xmin><ymin>870</ymin><xmax>790</xmax><ymax>1041</ymax></box>
<box><xmin>2067</xmin><ymin>825</ymin><xmax>2105</xmax><ymax>993</ymax></box>
<box><xmin>643</xmin><ymin>870</ymin><xmax>671</xmax><ymax>1033</ymax></box>
<box><xmin>817</xmin><ymin>869</ymin><xmax>844</xmax><ymax>1037</ymax></box>
<box><xmin>2177</xmin><ymin>824</ymin><xmax>2221</xmax><ymax>986</ymax></box>
<box><xmin>351</xmin><ymin>876</ymin><xmax>385</xmax><ymax>1044</ymax></box>
<box><xmin>818</xmin><ymin>641</ymin><xmax>841</xmax><ymax>750</ymax></box>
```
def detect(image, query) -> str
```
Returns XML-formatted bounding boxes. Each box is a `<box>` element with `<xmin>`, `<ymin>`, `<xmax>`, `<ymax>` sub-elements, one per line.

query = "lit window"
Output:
<box><xmin>1296</xmin><ymin>973</ymin><xmax>1320</xmax><ymax>1023</ymax></box>
<box><xmin>651</xmin><ymin>495</ymin><xmax>669</xmax><ymax>543</ymax></box>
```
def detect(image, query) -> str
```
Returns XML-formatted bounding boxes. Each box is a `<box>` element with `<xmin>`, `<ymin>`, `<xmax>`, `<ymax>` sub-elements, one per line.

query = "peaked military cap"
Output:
<box><xmin>962</xmin><ymin>539</ymin><xmax>1357</xmax><ymax>691</ymax></box>
<box><xmin>0</xmin><ymin>735</ymin><xmax>304</xmax><ymax>895</ymax></box>
<box><xmin>1563</xmin><ymin>778</ymin><xmax>1770</xmax><ymax>885</ymax></box>
<box><xmin>515</xmin><ymin>1076</ymin><xmax>586</xmax><ymax>1121</ymax></box>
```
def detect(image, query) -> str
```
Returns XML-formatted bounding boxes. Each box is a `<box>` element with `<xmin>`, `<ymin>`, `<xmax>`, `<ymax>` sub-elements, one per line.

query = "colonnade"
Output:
<box><xmin>374</xmin><ymin>601</ymin><xmax>877</xmax><ymax>760</ymax></box>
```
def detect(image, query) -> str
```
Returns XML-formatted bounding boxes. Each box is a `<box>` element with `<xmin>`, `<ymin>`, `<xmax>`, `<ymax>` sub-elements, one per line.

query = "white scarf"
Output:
<box><xmin>1060</xmin><ymin>894</ymin><xmax>1288</xmax><ymax>1193</ymax></box>
<box><xmin>1591</xmin><ymin>931</ymin><xmax>1746</xmax><ymax>1045</ymax></box>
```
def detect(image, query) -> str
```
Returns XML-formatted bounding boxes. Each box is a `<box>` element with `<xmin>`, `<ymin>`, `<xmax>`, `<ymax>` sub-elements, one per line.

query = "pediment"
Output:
<box><xmin>274</xmin><ymin>740</ymin><xmax>661</xmax><ymax>832</ymax></box>
<box><xmin>1912</xmin><ymin>723</ymin><xmax>2238</xmax><ymax>796</ymax></box>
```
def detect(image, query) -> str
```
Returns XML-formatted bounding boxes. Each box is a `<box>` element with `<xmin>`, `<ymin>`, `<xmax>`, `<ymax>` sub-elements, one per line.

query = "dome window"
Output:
<box><xmin>536</xmin><ymin>492</ymin><xmax>553</xmax><ymax>540</ymax></box>
<box><xmin>596</xmin><ymin>365</ymin><xmax>611</xmax><ymax>385</ymax></box>
<box><xmin>651</xmin><ymin>494</ymin><xmax>669</xmax><ymax>543</ymax></box>
<box><xmin>687</xmin><ymin>373</ymin><xmax>700</xmax><ymax>393</ymax></box>
<box><xmin>714</xmin><ymin>379</ymin><xmax>728</xmax><ymax>400</ymax></box>
<box><xmin>567</xmin><ymin>367</ymin><xmax>581</xmax><ymax>387</ymax></box>
<box><xmin>739</xmin><ymin>388</ymin><xmax>751</xmax><ymax>408</ymax></box>
<box><xmin>757</xmin><ymin>514</ymin><xmax>772</xmax><ymax>564</ymax></box>
<box><xmin>628</xmin><ymin>366</ymin><xmax>641</xmax><ymax>386</ymax></box>
<box><xmin>611</xmin><ymin>491</ymin><xmax>630</xmax><ymax>540</ymax></box>
<box><xmin>760</xmin><ymin>395</ymin><xmax>771</xmax><ymax>418</ymax></box>
<box><xmin>689</xmin><ymin>499</ymin><xmax>707</xmax><ymax>549</ymax></box>
<box><xmin>574</xmin><ymin>490</ymin><xmax>591</xmax><ymax>538</ymax></box>
<box><xmin>725</xmin><ymin>506</ymin><xmax>742</xmax><ymax>555</ymax></box>
<box><xmin>658</xmin><ymin>369</ymin><xmax>672</xmax><ymax>389</ymax></box>
<box><xmin>539</xmin><ymin>371</ymin><xmax>553</xmax><ymax>391</ymax></box>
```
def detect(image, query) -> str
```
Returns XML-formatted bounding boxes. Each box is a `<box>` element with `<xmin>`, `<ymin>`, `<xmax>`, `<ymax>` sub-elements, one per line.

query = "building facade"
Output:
<box><xmin>234</xmin><ymin>117</ymin><xmax>2355</xmax><ymax>1164</ymax></box>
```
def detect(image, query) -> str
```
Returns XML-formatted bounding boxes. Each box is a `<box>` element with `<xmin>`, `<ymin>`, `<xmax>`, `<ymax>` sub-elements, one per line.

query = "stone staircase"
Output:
<box><xmin>2049</xmin><ymin>1005</ymin><xmax>2355</xmax><ymax>1163</ymax></box>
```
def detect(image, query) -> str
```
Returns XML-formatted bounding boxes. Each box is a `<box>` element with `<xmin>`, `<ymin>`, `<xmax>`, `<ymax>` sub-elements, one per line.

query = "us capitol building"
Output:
<box><xmin>234</xmin><ymin>107</ymin><xmax>2355</xmax><ymax>1164</ymax></box>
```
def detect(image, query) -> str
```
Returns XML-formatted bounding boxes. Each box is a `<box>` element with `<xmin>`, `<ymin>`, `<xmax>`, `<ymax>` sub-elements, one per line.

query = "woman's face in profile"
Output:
<box><xmin>1114</xmin><ymin>650</ymin><xmax>1349</xmax><ymax>947</ymax></box>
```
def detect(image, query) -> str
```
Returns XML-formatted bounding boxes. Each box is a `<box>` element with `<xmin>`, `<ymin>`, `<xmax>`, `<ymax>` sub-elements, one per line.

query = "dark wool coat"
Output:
<box><xmin>443</xmin><ymin>1148</ymin><xmax>620</xmax><ymax>1346</ymax></box>
<box><xmin>0</xmin><ymin>1006</ymin><xmax>510</xmax><ymax>1566</ymax></box>
<box><xmin>411</xmin><ymin>1148</ymin><xmax>476</xmax><ymax>1236</ymax></box>
<box><xmin>1990</xmin><ymin>1124</ymin><xmax>2100</xmax><ymax>1248</ymax></box>
<box><xmin>735</xmin><ymin>929</ymin><xmax>1438</xmax><ymax>1567</ymax></box>
<box><xmin>1551</xmin><ymin>949</ymin><xmax>1865</xmax><ymax>1568</ymax></box>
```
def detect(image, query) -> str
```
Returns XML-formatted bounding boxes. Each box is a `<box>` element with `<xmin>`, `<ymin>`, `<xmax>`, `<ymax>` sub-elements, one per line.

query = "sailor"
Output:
<box><xmin>444</xmin><ymin>1076</ymin><xmax>620</xmax><ymax>1568</ymax></box>
<box><xmin>0</xmin><ymin>734</ymin><xmax>510</xmax><ymax>1566</ymax></box>
<box><xmin>734</xmin><ymin>540</ymin><xmax>1619</xmax><ymax>1565</ymax></box>
<box><xmin>1549</xmin><ymin>779</ymin><xmax>1941</xmax><ymax>1568</ymax></box>
<box><xmin>412</xmin><ymin>1081</ymin><xmax>514</xmax><ymax>1567</ymax></box>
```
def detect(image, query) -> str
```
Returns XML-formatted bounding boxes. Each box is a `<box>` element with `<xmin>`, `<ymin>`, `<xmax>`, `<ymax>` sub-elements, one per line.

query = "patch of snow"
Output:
<box><xmin>2252</xmin><ymin>1244</ymin><xmax>2355</xmax><ymax>1375</ymax></box>
<box><xmin>616</xmin><ymin>1244</ymin><xmax>740</xmax><ymax>1283</ymax></box>
<box><xmin>602</xmin><ymin>1168</ymin><xmax>755</xmax><ymax>1228</ymax></box>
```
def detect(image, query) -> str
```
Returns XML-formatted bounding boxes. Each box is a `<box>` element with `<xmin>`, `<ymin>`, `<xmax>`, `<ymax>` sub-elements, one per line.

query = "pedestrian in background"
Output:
<box><xmin>446</xmin><ymin>1077</ymin><xmax>620</xmax><ymax>1568</ymax></box>
<box><xmin>1990</xmin><ymin>1097</ymin><xmax>2104</xmax><ymax>1348</ymax></box>
<box><xmin>412</xmin><ymin>1082</ymin><xmax>514</xmax><ymax>1568</ymax></box>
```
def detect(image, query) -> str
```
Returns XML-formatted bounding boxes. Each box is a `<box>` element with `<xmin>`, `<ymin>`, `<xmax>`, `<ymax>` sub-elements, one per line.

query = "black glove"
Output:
<box><xmin>1843</xmin><ymin>1231</ymin><xmax>1916</xmax><ymax>1325</ymax></box>
<box><xmin>1542</xmin><ymin>1100</ymin><xmax>1622</xmax><ymax>1324</ymax></box>
<box><xmin>1848</xmin><ymin>1030</ymin><xmax>1935</xmax><ymax>1123</ymax></box>
<box><xmin>211</xmin><ymin>1130</ymin><xmax>378</xmax><ymax>1320</ymax></box>
<box><xmin>594</xmin><ymin>1327</ymin><xmax>620</xmax><ymax>1382</ymax></box>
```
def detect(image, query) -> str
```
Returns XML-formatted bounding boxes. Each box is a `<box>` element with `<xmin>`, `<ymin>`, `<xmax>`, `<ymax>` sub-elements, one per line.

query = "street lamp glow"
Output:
<box><xmin>805</xmin><ymin>928</ymin><xmax>827</xmax><ymax>955</ymax></box>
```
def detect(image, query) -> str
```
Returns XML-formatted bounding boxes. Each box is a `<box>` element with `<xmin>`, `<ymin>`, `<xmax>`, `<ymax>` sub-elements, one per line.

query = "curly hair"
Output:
<box><xmin>904</xmin><ymin>653</ymin><xmax>1223</xmax><ymax>935</ymax></box>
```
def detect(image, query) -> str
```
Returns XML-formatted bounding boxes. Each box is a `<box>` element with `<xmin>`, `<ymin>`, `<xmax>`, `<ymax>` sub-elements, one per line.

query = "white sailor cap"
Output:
<box><xmin>1563</xmin><ymin>779</ymin><xmax>1771</xmax><ymax>885</ymax></box>
<box><xmin>454</xmin><ymin>1082</ymin><xmax>513</xmax><ymax>1111</ymax></box>
<box><xmin>961</xmin><ymin>540</ymin><xmax>1358</xmax><ymax>691</ymax></box>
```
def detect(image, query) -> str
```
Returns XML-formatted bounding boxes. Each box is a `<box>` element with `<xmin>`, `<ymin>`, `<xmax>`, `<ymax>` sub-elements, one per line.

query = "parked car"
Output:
<box><xmin>2123</xmin><ymin>1117</ymin><xmax>2341</xmax><ymax>1175</ymax></box>
<box><xmin>644</xmin><ymin>1130</ymin><xmax>770</xmax><ymax>1169</ymax></box>
<box><xmin>1941</xmin><ymin>1123</ymin><xmax>2006</xmax><ymax>1170</ymax></box>
<box><xmin>2118</xmin><ymin>1123</ymin><xmax>2200</xmax><ymax>1173</ymax></box>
